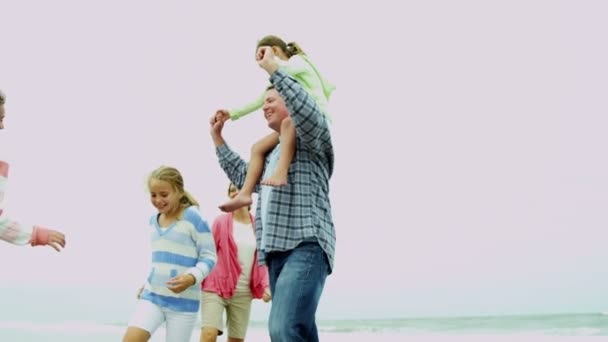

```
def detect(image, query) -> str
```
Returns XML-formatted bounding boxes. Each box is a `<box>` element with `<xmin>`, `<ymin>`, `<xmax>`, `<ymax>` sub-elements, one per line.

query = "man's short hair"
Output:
<box><xmin>266</xmin><ymin>85</ymin><xmax>275</xmax><ymax>91</ymax></box>
<box><xmin>0</xmin><ymin>90</ymin><xmax>5</xmax><ymax>105</ymax></box>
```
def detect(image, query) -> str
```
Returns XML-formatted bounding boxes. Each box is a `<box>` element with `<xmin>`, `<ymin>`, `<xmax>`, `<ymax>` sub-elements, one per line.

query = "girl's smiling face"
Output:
<box><xmin>149</xmin><ymin>179</ymin><xmax>182</xmax><ymax>216</ymax></box>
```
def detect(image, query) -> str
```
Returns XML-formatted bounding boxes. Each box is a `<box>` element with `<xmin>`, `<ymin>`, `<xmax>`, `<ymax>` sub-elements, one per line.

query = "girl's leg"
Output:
<box><xmin>219</xmin><ymin>132</ymin><xmax>280</xmax><ymax>212</ymax></box>
<box><xmin>225</xmin><ymin>291</ymin><xmax>253</xmax><ymax>342</ymax></box>
<box><xmin>122</xmin><ymin>327</ymin><xmax>151</xmax><ymax>342</ymax></box>
<box><xmin>200</xmin><ymin>291</ymin><xmax>227</xmax><ymax>342</ymax></box>
<box><xmin>261</xmin><ymin>117</ymin><xmax>295</xmax><ymax>187</ymax></box>
<box><xmin>165</xmin><ymin>310</ymin><xmax>197</xmax><ymax>342</ymax></box>
<box><xmin>123</xmin><ymin>300</ymin><xmax>164</xmax><ymax>342</ymax></box>
<box><xmin>201</xmin><ymin>327</ymin><xmax>220</xmax><ymax>342</ymax></box>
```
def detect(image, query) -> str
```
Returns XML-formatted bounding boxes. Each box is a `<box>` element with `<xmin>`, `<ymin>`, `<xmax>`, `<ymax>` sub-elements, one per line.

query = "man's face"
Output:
<box><xmin>262</xmin><ymin>89</ymin><xmax>289</xmax><ymax>132</ymax></box>
<box><xmin>0</xmin><ymin>104</ymin><xmax>5</xmax><ymax>130</ymax></box>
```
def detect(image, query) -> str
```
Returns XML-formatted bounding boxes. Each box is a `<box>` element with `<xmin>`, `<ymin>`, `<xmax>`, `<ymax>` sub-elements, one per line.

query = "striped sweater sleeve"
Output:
<box><xmin>0</xmin><ymin>161</ymin><xmax>34</xmax><ymax>245</ymax></box>
<box><xmin>182</xmin><ymin>207</ymin><xmax>217</xmax><ymax>284</ymax></box>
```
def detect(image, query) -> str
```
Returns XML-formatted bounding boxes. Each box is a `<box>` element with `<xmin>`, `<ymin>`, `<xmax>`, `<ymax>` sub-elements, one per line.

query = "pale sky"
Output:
<box><xmin>1</xmin><ymin>0</ymin><xmax>607</xmax><ymax>320</ymax></box>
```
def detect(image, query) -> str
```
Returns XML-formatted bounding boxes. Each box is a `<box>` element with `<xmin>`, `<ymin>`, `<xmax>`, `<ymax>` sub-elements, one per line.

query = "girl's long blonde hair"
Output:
<box><xmin>148</xmin><ymin>166</ymin><xmax>199</xmax><ymax>208</ymax></box>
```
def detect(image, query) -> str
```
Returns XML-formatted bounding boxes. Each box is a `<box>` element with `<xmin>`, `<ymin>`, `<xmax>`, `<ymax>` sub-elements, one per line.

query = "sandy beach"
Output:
<box><xmin>241</xmin><ymin>330</ymin><xmax>608</xmax><ymax>342</ymax></box>
<box><xmin>1</xmin><ymin>322</ymin><xmax>607</xmax><ymax>341</ymax></box>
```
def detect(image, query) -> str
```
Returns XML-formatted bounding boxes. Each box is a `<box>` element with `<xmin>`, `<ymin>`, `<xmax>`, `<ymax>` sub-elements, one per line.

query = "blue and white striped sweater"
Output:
<box><xmin>141</xmin><ymin>206</ymin><xmax>216</xmax><ymax>313</ymax></box>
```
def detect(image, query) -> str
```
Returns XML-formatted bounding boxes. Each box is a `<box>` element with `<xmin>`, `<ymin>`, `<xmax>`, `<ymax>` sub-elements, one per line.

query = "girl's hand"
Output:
<box><xmin>256</xmin><ymin>46</ymin><xmax>279</xmax><ymax>74</ymax></box>
<box><xmin>0</xmin><ymin>161</ymin><xmax>8</xmax><ymax>177</ymax></box>
<box><xmin>166</xmin><ymin>274</ymin><xmax>196</xmax><ymax>294</ymax></box>
<box><xmin>262</xmin><ymin>288</ymin><xmax>272</xmax><ymax>303</ymax></box>
<box><xmin>215</xmin><ymin>109</ymin><xmax>230</xmax><ymax>123</ymax></box>
<box><xmin>31</xmin><ymin>226</ymin><xmax>66</xmax><ymax>252</ymax></box>
<box><xmin>46</xmin><ymin>229</ymin><xmax>66</xmax><ymax>251</ymax></box>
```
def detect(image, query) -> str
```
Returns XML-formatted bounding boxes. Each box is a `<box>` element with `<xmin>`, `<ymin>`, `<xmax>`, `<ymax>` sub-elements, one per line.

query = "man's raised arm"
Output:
<box><xmin>210</xmin><ymin>114</ymin><xmax>250</xmax><ymax>191</ymax></box>
<box><xmin>256</xmin><ymin>46</ymin><xmax>331</xmax><ymax>153</ymax></box>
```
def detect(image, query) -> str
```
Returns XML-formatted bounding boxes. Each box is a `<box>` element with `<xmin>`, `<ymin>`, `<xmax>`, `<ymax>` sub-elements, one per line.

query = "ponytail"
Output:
<box><xmin>182</xmin><ymin>190</ymin><xmax>199</xmax><ymax>208</ymax></box>
<box><xmin>286</xmin><ymin>42</ymin><xmax>305</xmax><ymax>58</ymax></box>
<box><xmin>257</xmin><ymin>35</ymin><xmax>306</xmax><ymax>59</ymax></box>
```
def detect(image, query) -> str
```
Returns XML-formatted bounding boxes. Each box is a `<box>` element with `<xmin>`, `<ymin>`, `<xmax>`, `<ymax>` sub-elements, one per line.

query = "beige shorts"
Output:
<box><xmin>200</xmin><ymin>290</ymin><xmax>253</xmax><ymax>339</ymax></box>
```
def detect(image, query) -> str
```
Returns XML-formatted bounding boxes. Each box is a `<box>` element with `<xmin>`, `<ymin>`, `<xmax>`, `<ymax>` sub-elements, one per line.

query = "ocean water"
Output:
<box><xmin>1</xmin><ymin>287</ymin><xmax>608</xmax><ymax>341</ymax></box>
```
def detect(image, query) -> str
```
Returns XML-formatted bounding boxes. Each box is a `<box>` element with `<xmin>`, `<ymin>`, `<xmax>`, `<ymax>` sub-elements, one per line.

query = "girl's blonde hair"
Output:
<box><xmin>256</xmin><ymin>35</ymin><xmax>305</xmax><ymax>58</ymax></box>
<box><xmin>148</xmin><ymin>166</ymin><xmax>199</xmax><ymax>208</ymax></box>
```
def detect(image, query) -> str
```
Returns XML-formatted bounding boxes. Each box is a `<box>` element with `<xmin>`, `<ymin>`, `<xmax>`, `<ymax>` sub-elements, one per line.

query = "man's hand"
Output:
<box><xmin>210</xmin><ymin>109</ymin><xmax>230</xmax><ymax>125</ymax></box>
<box><xmin>256</xmin><ymin>46</ymin><xmax>279</xmax><ymax>75</ymax></box>
<box><xmin>210</xmin><ymin>112</ymin><xmax>226</xmax><ymax>147</ymax></box>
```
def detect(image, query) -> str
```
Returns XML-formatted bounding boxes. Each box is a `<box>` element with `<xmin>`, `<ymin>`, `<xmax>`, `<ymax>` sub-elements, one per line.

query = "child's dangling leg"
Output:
<box><xmin>261</xmin><ymin>117</ymin><xmax>295</xmax><ymax>187</ymax></box>
<box><xmin>218</xmin><ymin>132</ymin><xmax>280</xmax><ymax>212</ymax></box>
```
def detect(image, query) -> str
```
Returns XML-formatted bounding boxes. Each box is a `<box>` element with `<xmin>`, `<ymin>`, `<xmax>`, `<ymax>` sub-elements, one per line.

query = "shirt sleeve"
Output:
<box><xmin>229</xmin><ymin>92</ymin><xmax>265</xmax><ymax>120</ymax></box>
<box><xmin>269</xmin><ymin>70</ymin><xmax>332</xmax><ymax>155</ymax></box>
<box><xmin>216</xmin><ymin>144</ymin><xmax>260</xmax><ymax>194</ymax></box>
<box><xmin>0</xmin><ymin>161</ymin><xmax>34</xmax><ymax>246</ymax></box>
<box><xmin>183</xmin><ymin>207</ymin><xmax>217</xmax><ymax>284</ymax></box>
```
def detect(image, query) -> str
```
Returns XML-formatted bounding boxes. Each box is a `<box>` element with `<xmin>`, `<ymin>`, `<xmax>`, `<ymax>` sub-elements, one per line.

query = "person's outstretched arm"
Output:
<box><xmin>0</xmin><ymin>161</ymin><xmax>66</xmax><ymax>251</ymax></box>
<box><xmin>228</xmin><ymin>92</ymin><xmax>265</xmax><ymax>121</ymax></box>
<box><xmin>0</xmin><ymin>161</ymin><xmax>32</xmax><ymax>245</ymax></box>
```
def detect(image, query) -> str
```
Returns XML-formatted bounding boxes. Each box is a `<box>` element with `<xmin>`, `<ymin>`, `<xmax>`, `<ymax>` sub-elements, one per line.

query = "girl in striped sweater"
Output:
<box><xmin>0</xmin><ymin>90</ymin><xmax>66</xmax><ymax>251</ymax></box>
<box><xmin>123</xmin><ymin>165</ymin><xmax>217</xmax><ymax>342</ymax></box>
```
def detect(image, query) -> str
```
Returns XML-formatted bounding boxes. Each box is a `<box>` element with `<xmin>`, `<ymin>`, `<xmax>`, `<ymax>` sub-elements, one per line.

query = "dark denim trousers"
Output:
<box><xmin>266</xmin><ymin>241</ymin><xmax>330</xmax><ymax>342</ymax></box>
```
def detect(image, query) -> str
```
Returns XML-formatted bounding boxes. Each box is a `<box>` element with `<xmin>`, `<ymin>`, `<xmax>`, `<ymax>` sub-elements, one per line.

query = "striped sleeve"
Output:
<box><xmin>182</xmin><ymin>207</ymin><xmax>217</xmax><ymax>284</ymax></box>
<box><xmin>0</xmin><ymin>161</ymin><xmax>34</xmax><ymax>245</ymax></box>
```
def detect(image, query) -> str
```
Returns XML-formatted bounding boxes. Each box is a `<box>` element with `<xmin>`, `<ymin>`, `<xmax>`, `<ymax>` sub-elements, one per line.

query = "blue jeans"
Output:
<box><xmin>266</xmin><ymin>241</ymin><xmax>329</xmax><ymax>342</ymax></box>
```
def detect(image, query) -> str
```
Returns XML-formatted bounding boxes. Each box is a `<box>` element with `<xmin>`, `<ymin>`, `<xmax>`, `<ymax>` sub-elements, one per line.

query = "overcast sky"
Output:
<box><xmin>1</xmin><ymin>0</ymin><xmax>607</xmax><ymax>319</ymax></box>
